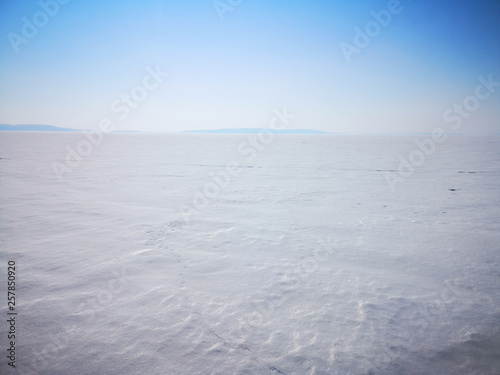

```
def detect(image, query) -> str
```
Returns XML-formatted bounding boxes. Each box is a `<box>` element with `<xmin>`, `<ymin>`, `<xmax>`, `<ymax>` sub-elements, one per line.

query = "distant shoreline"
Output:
<box><xmin>0</xmin><ymin>124</ymin><xmax>498</xmax><ymax>136</ymax></box>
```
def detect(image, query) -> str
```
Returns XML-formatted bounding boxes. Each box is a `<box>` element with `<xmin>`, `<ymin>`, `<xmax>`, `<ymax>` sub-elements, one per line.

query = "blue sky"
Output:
<box><xmin>0</xmin><ymin>0</ymin><xmax>499</xmax><ymax>133</ymax></box>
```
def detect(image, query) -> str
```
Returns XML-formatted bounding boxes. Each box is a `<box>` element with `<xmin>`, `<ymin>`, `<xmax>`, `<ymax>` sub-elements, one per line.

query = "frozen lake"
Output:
<box><xmin>1</xmin><ymin>132</ymin><xmax>499</xmax><ymax>374</ymax></box>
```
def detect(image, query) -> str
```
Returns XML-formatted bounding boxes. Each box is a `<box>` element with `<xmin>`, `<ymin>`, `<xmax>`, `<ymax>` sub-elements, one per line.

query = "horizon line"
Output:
<box><xmin>0</xmin><ymin>124</ymin><xmax>499</xmax><ymax>136</ymax></box>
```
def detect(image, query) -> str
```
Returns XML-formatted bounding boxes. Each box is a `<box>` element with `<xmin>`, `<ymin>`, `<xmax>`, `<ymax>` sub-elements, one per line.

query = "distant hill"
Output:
<box><xmin>180</xmin><ymin>128</ymin><xmax>330</xmax><ymax>134</ymax></box>
<box><xmin>0</xmin><ymin>125</ymin><xmax>330</xmax><ymax>134</ymax></box>
<box><xmin>0</xmin><ymin>124</ymin><xmax>496</xmax><ymax>135</ymax></box>
<box><xmin>0</xmin><ymin>124</ymin><xmax>80</xmax><ymax>131</ymax></box>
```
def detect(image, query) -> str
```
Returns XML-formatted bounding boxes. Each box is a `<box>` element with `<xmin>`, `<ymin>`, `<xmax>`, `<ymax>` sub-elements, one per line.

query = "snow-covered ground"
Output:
<box><xmin>1</xmin><ymin>132</ymin><xmax>499</xmax><ymax>375</ymax></box>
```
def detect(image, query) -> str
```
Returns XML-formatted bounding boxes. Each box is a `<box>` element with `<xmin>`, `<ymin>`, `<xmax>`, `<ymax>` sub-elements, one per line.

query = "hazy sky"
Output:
<box><xmin>1</xmin><ymin>0</ymin><xmax>499</xmax><ymax>133</ymax></box>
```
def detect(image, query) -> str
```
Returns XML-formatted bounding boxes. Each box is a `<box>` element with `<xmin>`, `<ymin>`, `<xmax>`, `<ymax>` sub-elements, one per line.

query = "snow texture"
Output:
<box><xmin>1</xmin><ymin>133</ymin><xmax>499</xmax><ymax>375</ymax></box>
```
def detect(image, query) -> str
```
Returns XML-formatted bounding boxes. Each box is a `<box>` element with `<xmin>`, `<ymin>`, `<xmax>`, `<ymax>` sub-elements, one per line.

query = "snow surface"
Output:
<box><xmin>1</xmin><ymin>133</ymin><xmax>499</xmax><ymax>375</ymax></box>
